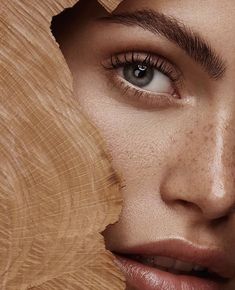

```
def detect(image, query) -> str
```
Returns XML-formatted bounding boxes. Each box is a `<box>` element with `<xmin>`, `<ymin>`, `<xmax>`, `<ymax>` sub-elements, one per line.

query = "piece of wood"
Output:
<box><xmin>0</xmin><ymin>0</ymin><xmax>125</xmax><ymax>289</ymax></box>
<box><xmin>98</xmin><ymin>0</ymin><xmax>123</xmax><ymax>12</ymax></box>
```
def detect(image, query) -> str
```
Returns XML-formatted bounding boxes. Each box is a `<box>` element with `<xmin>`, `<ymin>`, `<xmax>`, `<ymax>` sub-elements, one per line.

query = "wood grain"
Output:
<box><xmin>98</xmin><ymin>0</ymin><xmax>122</xmax><ymax>12</ymax></box>
<box><xmin>0</xmin><ymin>0</ymin><xmax>125</xmax><ymax>289</ymax></box>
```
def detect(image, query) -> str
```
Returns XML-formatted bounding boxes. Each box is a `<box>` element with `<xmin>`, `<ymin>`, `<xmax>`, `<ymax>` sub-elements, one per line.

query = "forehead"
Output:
<box><xmin>117</xmin><ymin>0</ymin><xmax>234</xmax><ymax>30</ymax></box>
<box><xmin>117</xmin><ymin>0</ymin><xmax>234</xmax><ymax>18</ymax></box>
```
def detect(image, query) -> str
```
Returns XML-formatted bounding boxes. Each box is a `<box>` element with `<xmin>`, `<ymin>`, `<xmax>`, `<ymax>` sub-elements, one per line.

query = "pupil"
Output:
<box><xmin>123</xmin><ymin>63</ymin><xmax>154</xmax><ymax>88</ymax></box>
<box><xmin>134</xmin><ymin>65</ymin><xmax>148</xmax><ymax>78</ymax></box>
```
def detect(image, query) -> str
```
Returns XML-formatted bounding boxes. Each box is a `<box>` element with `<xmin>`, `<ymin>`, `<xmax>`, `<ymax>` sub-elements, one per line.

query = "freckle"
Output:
<box><xmin>208</xmin><ymin>124</ymin><xmax>213</xmax><ymax>131</ymax></box>
<box><xmin>204</xmin><ymin>123</ymin><xmax>213</xmax><ymax>133</ymax></box>
<box><xmin>186</xmin><ymin>131</ymin><xmax>193</xmax><ymax>139</ymax></box>
<box><xmin>203</xmin><ymin>124</ymin><xmax>208</xmax><ymax>131</ymax></box>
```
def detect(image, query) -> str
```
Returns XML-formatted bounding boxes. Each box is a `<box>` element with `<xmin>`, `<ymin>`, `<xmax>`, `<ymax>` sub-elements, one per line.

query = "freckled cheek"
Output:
<box><xmin>72</xmin><ymin>71</ymin><xmax>195</xmax><ymax>177</ymax></box>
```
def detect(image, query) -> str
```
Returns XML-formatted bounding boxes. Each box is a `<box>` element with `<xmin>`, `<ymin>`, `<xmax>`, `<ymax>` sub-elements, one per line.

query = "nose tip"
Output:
<box><xmin>160</xmin><ymin>166</ymin><xmax>235</xmax><ymax>221</ymax></box>
<box><xmin>195</xmin><ymin>191</ymin><xmax>235</xmax><ymax>220</ymax></box>
<box><xmin>199</xmin><ymin>173</ymin><xmax>235</xmax><ymax>219</ymax></box>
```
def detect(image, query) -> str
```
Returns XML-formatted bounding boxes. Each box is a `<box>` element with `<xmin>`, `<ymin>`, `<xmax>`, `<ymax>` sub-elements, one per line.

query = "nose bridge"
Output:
<box><xmin>188</xmin><ymin>108</ymin><xmax>235</xmax><ymax>218</ymax></box>
<box><xmin>206</xmin><ymin>110</ymin><xmax>227</xmax><ymax>199</ymax></box>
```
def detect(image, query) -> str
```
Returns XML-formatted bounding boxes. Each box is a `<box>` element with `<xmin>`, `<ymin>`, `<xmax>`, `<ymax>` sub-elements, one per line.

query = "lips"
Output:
<box><xmin>121</xmin><ymin>254</ymin><xmax>217</xmax><ymax>277</ymax></box>
<box><xmin>111</xmin><ymin>238</ymin><xmax>234</xmax><ymax>290</ymax></box>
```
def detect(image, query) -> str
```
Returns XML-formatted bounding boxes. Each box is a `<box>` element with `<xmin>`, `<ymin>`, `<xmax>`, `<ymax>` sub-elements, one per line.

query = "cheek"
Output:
<box><xmin>73</xmin><ymin>71</ymin><xmax>200</xmax><ymax>245</ymax></box>
<box><xmin>72</xmin><ymin>71</ymin><xmax>188</xmax><ymax>186</ymax></box>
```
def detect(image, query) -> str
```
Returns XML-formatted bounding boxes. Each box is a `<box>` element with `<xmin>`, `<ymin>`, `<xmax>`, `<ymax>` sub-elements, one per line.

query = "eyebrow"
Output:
<box><xmin>99</xmin><ymin>9</ymin><xmax>226</xmax><ymax>80</ymax></box>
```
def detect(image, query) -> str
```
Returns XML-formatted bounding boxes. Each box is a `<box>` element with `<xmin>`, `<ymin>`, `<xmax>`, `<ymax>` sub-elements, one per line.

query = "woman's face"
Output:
<box><xmin>57</xmin><ymin>0</ymin><xmax>235</xmax><ymax>289</ymax></box>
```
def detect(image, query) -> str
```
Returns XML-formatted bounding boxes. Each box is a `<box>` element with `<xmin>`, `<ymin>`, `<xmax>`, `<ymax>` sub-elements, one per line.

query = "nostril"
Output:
<box><xmin>175</xmin><ymin>199</ymin><xmax>202</xmax><ymax>213</ymax></box>
<box><xmin>178</xmin><ymin>200</ymin><xmax>191</xmax><ymax>207</ymax></box>
<box><xmin>211</xmin><ymin>215</ymin><xmax>229</xmax><ymax>227</ymax></box>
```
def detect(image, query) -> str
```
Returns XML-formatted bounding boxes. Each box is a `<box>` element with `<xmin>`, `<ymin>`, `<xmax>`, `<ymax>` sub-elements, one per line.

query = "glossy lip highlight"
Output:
<box><xmin>112</xmin><ymin>238</ymin><xmax>234</xmax><ymax>279</ymax></box>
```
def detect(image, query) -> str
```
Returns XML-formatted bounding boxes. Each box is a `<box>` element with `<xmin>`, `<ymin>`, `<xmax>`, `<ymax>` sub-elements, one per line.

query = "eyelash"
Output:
<box><xmin>103</xmin><ymin>51</ymin><xmax>183</xmax><ymax>108</ymax></box>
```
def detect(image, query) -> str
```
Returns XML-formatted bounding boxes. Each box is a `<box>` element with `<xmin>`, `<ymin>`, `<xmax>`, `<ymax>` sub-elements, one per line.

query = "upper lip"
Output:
<box><xmin>112</xmin><ymin>238</ymin><xmax>234</xmax><ymax>279</ymax></box>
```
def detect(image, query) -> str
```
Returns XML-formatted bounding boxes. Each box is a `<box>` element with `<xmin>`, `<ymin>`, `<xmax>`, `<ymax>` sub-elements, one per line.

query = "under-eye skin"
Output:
<box><xmin>102</xmin><ymin>51</ymin><xmax>186</xmax><ymax>108</ymax></box>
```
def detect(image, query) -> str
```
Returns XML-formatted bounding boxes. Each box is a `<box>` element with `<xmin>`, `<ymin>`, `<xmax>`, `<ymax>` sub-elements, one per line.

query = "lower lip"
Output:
<box><xmin>114</xmin><ymin>254</ymin><xmax>222</xmax><ymax>290</ymax></box>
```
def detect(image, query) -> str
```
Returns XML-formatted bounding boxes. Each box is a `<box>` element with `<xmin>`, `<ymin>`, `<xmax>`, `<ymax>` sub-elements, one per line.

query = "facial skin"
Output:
<box><xmin>53</xmin><ymin>0</ymin><xmax>235</xmax><ymax>288</ymax></box>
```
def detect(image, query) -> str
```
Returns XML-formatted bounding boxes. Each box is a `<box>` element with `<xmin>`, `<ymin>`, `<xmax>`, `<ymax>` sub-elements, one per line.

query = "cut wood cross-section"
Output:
<box><xmin>0</xmin><ymin>0</ymin><xmax>125</xmax><ymax>289</ymax></box>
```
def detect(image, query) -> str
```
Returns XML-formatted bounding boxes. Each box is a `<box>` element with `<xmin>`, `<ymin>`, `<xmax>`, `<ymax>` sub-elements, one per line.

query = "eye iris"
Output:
<box><xmin>123</xmin><ymin>64</ymin><xmax>154</xmax><ymax>88</ymax></box>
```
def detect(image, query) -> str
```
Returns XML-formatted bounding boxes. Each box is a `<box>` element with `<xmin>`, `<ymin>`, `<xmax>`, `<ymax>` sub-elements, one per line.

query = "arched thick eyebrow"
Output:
<box><xmin>99</xmin><ymin>9</ymin><xmax>226</xmax><ymax>80</ymax></box>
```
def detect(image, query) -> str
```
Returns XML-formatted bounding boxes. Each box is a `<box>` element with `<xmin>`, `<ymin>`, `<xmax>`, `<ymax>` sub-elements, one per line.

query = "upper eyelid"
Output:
<box><xmin>106</xmin><ymin>51</ymin><xmax>168</xmax><ymax>67</ymax></box>
<box><xmin>104</xmin><ymin>51</ymin><xmax>183</xmax><ymax>82</ymax></box>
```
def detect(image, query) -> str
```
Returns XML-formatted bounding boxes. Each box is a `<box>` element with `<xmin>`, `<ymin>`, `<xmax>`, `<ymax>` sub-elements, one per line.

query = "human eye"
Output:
<box><xmin>102</xmin><ymin>51</ymin><xmax>185</xmax><ymax>108</ymax></box>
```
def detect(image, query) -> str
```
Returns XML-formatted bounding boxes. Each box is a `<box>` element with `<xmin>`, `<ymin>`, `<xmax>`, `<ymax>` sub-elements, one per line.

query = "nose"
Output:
<box><xmin>161</xmin><ymin>111</ymin><xmax>235</xmax><ymax>221</ymax></box>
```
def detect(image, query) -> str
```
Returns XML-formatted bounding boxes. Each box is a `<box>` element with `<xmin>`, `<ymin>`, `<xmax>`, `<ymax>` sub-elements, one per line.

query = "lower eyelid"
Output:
<box><xmin>112</xmin><ymin>73</ymin><xmax>187</xmax><ymax>109</ymax></box>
